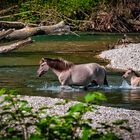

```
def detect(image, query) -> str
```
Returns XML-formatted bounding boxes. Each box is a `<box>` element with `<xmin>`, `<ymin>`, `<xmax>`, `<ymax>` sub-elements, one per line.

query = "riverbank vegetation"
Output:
<box><xmin>0</xmin><ymin>0</ymin><xmax>140</xmax><ymax>32</ymax></box>
<box><xmin>0</xmin><ymin>89</ymin><xmax>131</xmax><ymax>140</ymax></box>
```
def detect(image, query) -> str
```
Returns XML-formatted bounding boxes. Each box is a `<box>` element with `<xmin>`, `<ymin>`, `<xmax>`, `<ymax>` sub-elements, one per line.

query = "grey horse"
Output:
<box><xmin>122</xmin><ymin>68</ymin><xmax>140</xmax><ymax>87</ymax></box>
<box><xmin>37</xmin><ymin>58</ymin><xmax>108</xmax><ymax>88</ymax></box>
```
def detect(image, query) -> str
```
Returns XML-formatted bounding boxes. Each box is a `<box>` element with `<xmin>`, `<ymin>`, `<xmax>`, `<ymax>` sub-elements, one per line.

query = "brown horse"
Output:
<box><xmin>122</xmin><ymin>68</ymin><xmax>140</xmax><ymax>87</ymax></box>
<box><xmin>37</xmin><ymin>58</ymin><xmax>108</xmax><ymax>88</ymax></box>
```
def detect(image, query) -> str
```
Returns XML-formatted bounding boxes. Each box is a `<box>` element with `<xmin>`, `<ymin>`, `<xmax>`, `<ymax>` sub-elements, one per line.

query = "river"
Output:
<box><xmin>0</xmin><ymin>32</ymin><xmax>140</xmax><ymax>110</ymax></box>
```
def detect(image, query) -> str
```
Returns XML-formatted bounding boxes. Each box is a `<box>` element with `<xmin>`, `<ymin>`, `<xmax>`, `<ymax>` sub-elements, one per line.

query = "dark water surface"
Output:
<box><xmin>0</xmin><ymin>33</ymin><xmax>140</xmax><ymax>110</ymax></box>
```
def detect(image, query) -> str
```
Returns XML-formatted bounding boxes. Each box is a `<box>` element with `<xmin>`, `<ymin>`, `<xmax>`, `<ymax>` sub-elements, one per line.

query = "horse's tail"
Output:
<box><xmin>104</xmin><ymin>72</ymin><xmax>108</xmax><ymax>86</ymax></box>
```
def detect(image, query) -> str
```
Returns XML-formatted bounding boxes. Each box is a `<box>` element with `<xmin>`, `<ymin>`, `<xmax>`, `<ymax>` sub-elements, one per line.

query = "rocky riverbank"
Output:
<box><xmin>99</xmin><ymin>43</ymin><xmax>140</xmax><ymax>71</ymax></box>
<box><xmin>22</xmin><ymin>96</ymin><xmax>140</xmax><ymax>140</ymax></box>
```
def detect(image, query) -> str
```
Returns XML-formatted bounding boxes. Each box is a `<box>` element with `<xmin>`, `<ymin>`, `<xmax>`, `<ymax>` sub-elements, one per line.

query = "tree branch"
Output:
<box><xmin>0</xmin><ymin>38</ymin><xmax>32</xmax><ymax>53</ymax></box>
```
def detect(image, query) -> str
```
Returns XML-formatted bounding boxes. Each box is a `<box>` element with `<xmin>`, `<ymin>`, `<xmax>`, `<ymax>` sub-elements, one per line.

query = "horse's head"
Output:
<box><xmin>122</xmin><ymin>68</ymin><xmax>136</xmax><ymax>80</ymax></box>
<box><xmin>37</xmin><ymin>58</ymin><xmax>49</xmax><ymax>77</ymax></box>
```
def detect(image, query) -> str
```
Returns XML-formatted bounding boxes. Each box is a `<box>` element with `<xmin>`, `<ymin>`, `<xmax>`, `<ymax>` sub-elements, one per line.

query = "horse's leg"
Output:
<box><xmin>96</xmin><ymin>78</ymin><xmax>105</xmax><ymax>87</ymax></box>
<box><xmin>103</xmin><ymin>74</ymin><xmax>108</xmax><ymax>86</ymax></box>
<box><xmin>83</xmin><ymin>80</ymin><xmax>98</xmax><ymax>90</ymax></box>
<box><xmin>84</xmin><ymin>86</ymin><xmax>88</xmax><ymax>90</ymax></box>
<box><xmin>86</xmin><ymin>80</ymin><xmax>98</xmax><ymax>89</ymax></box>
<box><xmin>91</xmin><ymin>80</ymin><xmax>98</xmax><ymax>86</ymax></box>
<box><xmin>58</xmin><ymin>77</ymin><xmax>66</xmax><ymax>90</ymax></box>
<box><xmin>96</xmin><ymin>70</ymin><xmax>108</xmax><ymax>87</ymax></box>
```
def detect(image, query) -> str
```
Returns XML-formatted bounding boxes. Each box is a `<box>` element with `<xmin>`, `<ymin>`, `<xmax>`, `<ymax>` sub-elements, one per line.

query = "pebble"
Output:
<box><xmin>22</xmin><ymin>96</ymin><xmax>140</xmax><ymax>140</ymax></box>
<box><xmin>99</xmin><ymin>43</ymin><xmax>140</xmax><ymax>71</ymax></box>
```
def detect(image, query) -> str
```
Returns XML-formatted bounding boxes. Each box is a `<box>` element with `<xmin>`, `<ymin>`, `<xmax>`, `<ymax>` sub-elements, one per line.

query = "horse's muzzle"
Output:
<box><xmin>122</xmin><ymin>75</ymin><xmax>126</xmax><ymax>79</ymax></box>
<box><xmin>37</xmin><ymin>71</ymin><xmax>45</xmax><ymax>77</ymax></box>
<box><xmin>37</xmin><ymin>73</ymin><xmax>42</xmax><ymax>77</ymax></box>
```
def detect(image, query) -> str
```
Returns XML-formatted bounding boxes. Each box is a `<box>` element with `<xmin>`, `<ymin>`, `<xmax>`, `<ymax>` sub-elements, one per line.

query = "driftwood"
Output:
<box><xmin>5</xmin><ymin>21</ymin><xmax>67</xmax><ymax>40</ymax></box>
<box><xmin>128</xmin><ymin>19</ymin><xmax>140</xmax><ymax>26</ymax></box>
<box><xmin>0</xmin><ymin>21</ymin><xmax>26</xmax><ymax>30</ymax></box>
<box><xmin>107</xmin><ymin>34</ymin><xmax>136</xmax><ymax>50</ymax></box>
<box><xmin>0</xmin><ymin>21</ymin><xmax>71</xmax><ymax>53</ymax></box>
<box><xmin>0</xmin><ymin>38</ymin><xmax>32</xmax><ymax>53</ymax></box>
<box><xmin>89</xmin><ymin>8</ymin><xmax>140</xmax><ymax>33</ymax></box>
<box><xmin>0</xmin><ymin>29</ymin><xmax>14</xmax><ymax>40</ymax></box>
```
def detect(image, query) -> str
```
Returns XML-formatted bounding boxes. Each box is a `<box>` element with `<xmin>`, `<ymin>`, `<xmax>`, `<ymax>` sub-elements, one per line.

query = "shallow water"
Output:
<box><xmin>0</xmin><ymin>33</ymin><xmax>140</xmax><ymax>110</ymax></box>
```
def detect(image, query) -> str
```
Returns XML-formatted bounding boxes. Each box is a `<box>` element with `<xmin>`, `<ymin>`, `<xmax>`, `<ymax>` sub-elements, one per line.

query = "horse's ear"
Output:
<box><xmin>39</xmin><ymin>58</ymin><xmax>45</xmax><ymax>64</ymax></box>
<box><xmin>41</xmin><ymin>58</ymin><xmax>45</xmax><ymax>62</ymax></box>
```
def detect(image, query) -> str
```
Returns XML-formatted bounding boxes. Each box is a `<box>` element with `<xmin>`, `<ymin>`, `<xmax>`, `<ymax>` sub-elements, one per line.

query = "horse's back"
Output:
<box><xmin>87</xmin><ymin>63</ymin><xmax>106</xmax><ymax>75</ymax></box>
<box><xmin>71</xmin><ymin>63</ymin><xmax>107</xmax><ymax>86</ymax></box>
<box><xmin>73</xmin><ymin>63</ymin><xmax>104</xmax><ymax>74</ymax></box>
<box><xmin>74</xmin><ymin>63</ymin><xmax>106</xmax><ymax>75</ymax></box>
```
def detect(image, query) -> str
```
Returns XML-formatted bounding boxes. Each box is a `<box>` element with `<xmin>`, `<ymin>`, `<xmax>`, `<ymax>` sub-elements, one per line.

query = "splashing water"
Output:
<box><xmin>120</xmin><ymin>80</ymin><xmax>131</xmax><ymax>88</ymax></box>
<box><xmin>37</xmin><ymin>83</ymin><xmax>82</xmax><ymax>92</ymax></box>
<box><xmin>37</xmin><ymin>80</ymin><xmax>140</xmax><ymax>93</ymax></box>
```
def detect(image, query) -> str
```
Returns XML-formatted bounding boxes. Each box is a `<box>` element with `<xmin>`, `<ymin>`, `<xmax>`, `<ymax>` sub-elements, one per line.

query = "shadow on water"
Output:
<box><xmin>0</xmin><ymin>33</ymin><xmax>140</xmax><ymax>110</ymax></box>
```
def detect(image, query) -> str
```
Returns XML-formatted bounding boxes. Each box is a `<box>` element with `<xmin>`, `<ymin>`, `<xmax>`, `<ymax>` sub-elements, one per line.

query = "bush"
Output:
<box><xmin>13</xmin><ymin>0</ymin><xmax>105</xmax><ymax>23</ymax></box>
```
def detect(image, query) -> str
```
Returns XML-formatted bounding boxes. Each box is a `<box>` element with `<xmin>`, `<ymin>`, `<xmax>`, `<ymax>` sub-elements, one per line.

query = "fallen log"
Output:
<box><xmin>0</xmin><ymin>38</ymin><xmax>32</xmax><ymax>53</ymax></box>
<box><xmin>5</xmin><ymin>21</ymin><xmax>67</xmax><ymax>40</ymax></box>
<box><xmin>0</xmin><ymin>21</ymin><xmax>26</xmax><ymax>29</ymax></box>
<box><xmin>0</xmin><ymin>29</ymin><xmax>14</xmax><ymax>40</ymax></box>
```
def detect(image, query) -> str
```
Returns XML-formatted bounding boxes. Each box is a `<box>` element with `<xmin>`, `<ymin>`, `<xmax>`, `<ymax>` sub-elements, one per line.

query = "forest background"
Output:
<box><xmin>0</xmin><ymin>0</ymin><xmax>140</xmax><ymax>32</ymax></box>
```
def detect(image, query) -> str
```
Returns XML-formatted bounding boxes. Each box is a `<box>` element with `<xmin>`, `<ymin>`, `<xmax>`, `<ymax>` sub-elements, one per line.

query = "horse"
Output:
<box><xmin>37</xmin><ymin>58</ymin><xmax>108</xmax><ymax>88</ymax></box>
<box><xmin>122</xmin><ymin>68</ymin><xmax>140</xmax><ymax>87</ymax></box>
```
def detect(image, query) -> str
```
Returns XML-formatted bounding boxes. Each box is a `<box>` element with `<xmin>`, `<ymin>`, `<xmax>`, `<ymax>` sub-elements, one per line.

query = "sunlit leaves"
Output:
<box><xmin>68</xmin><ymin>103</ymin><xmax>86</xmax><ymax>114</ymax></box>
<box><xmin>85</xmin><ymin>92</ymin><xmax>107</xmax><ymax>104</ymax></box>
<box><xmin>0</xmin><ymin>88</ymin><xmax>7</xmax><ymax>95</ymax></box>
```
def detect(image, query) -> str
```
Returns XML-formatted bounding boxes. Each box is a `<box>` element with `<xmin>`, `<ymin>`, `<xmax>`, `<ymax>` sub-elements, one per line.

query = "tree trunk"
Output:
<box><xmin>0</xmin><ymin>38</ymin><xmax>32</xmax><ymax>53</ymax></box>
<box><xmin>5</xmin><ymin>21</ymin><xmax>66</xmax><ymax>40</ymax></box>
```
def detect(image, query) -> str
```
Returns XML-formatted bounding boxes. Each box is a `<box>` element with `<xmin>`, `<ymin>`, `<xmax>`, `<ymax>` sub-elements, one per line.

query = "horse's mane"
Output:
<box><xmin>44</xmin><ymin>58</ymin><xmax>74</xmax><ymax>71</ymax></box>
<box><xmin>129</xmin><ymin>68</ymin><xmax>140</xmax><ymax>77</ymax></box>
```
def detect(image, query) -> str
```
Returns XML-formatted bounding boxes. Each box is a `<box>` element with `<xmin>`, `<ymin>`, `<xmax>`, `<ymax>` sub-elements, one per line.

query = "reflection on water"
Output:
<box><xmin>0</xmin><ymin>33</ymin><xmax>140</xmax><ymax>110</ymax></box>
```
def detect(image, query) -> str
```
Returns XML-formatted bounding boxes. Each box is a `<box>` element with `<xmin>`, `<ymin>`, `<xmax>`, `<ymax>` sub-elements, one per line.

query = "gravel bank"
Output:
<box><xmin>99</xmin><ymin>43</ymin><xmax>140</xmax><ymax>71</ymax></box>
<box><xmin>23</xmin><ymin>96</ymin><xmax>140</xmax><ymax>140</ymax></box>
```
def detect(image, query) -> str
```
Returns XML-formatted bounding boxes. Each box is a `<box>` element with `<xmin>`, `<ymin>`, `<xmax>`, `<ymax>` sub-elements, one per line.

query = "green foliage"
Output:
<box><xmin>68</xmin><ymin>103</ymin><xmax>86</xmax><ymax>114</ymax></box>
<box><xmin>56</xmin><ymin>0</ymin><xmax>96</xmax><ymax>17</ymax></box>
<box><xmin>112</xmin><ymin>120</ymin><xmax>132</xmax><ymax>132</ymax></box>
<box><xmin>1</xmin><ymin>0</ymin><xmax>108</xmax><ymax>23</ymax></box>
<box><xmin>112</xmin><ymin>119</ymin><xmax>128</xmax><ymax>125</ymax></box>
<box><xmin>1</xmin><ymin>0</ymin><xmax>138</xmax><ymax>31</ymax></box>
<box><xmin>85</xmin><ymin>92</ymin><xmax>106</xmax><ymax>104</ymax></box>
<box><xmin>0</xmin><ymin>88</ymin><xmax>7</xmax><ymax>95</ymax></box>
<box><xmin>0</xmin><ymin>89</ymin><xmax>130</xmax><ymax>140</ymax></box>
<box><xmin>0</xmin><ymin>88</ymin><xmax>37</xmax><ymax>140</ymax></box>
